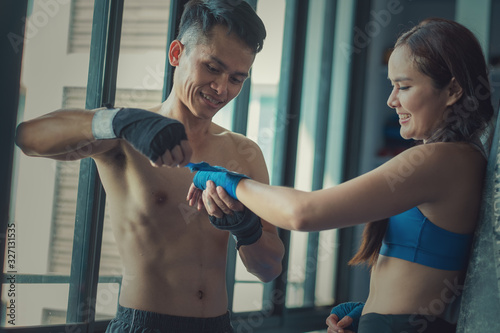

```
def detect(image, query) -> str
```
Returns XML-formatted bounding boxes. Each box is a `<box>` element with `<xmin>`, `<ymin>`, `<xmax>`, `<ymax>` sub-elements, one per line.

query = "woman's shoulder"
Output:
<box><xmin>374</xmin><ymin>142</ymin><xmax>485</xmax><ymax>206</ymax></box>
<box><xmin>390</xmin><ymin>142</ymin><xmax>486</xmax><ymax>182</ymax></box>
<box><xmin>398</xmin><ymin>142</ymin><xmax>484</xmax><ymax>165</ymax></box>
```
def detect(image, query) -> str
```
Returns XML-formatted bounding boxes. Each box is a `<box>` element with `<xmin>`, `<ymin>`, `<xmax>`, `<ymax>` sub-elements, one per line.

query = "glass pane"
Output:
<box><xmin>285</xmin><ymin>231</ymin><xmax>309</xmax><ymax>308</ymax></box>
<box><xmin>246</xmin><ymin>0</ymin><xmax>286</xmax><ymax>173</ymax></box>
<box><xmin>232</xmin><ymin>282</ymin><xmax>263</xmax><ymax>313</ymax></box>
<box><xmin>1</xmin><ymin>283</ymin><xmax>69</xmax><ymax>327</ymax></box>
<box><xmin>3</xmin><ymin>0</ymin><xmax>90</xmax><ymax>327</ymax></box>
<box><xmin>230</xmin><ymin>0</ymin><xmax>286</xmax><ymax>312</ymax></box>
<box><xmin>314</xmin><ymin>230</ymin><xmax>338</xmax><ymax>306</ymax></box>
<box><xmin>234</xmin><ymin>255</ymin><xmax>260</xmax><ymax>282</ymax></box>
<box><xmin>95</xmin><ymin>282</ymin><xmax>121</xmax><ymax>320</ymax></box>
<box><xmin>212</xmin><ymin>99</ymin><xmax>234</xmax><ymax>130</ymax></box>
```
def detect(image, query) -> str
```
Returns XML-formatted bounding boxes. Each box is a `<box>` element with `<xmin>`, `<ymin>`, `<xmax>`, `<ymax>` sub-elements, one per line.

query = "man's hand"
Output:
<box><xmin>186</xmin><ymin>164</ymin><xmax>262</xmax><ymax>249</ymax></box>
<box><xmin>92</xmin><ymin>107</ymin><xmax>192</xmax><ymax>167</ymax></box>
<box><xmin>205</xmin><ymin>181</ymin><xmax>244</xmax><ymax>216</ymax></box>
<box><xmin>187</xmin><ymin>181</ymin><xmax>243</xmax><ymax>215</ymax></box>
<box><xmin>187</xmin><ymin>162</ymin><xmax>249</xmax><ymax>200</ymax></box>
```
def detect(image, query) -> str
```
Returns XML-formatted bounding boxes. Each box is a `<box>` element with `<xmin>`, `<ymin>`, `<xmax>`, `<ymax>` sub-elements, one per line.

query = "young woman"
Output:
<box><xmin>187</xmin><ymin>18</ymin><xmax>494</xmax><ymax>333</ymax></box>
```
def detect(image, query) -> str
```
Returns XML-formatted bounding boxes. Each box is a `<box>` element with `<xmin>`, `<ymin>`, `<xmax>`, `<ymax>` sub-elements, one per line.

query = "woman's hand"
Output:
<box><xmin>326</xmin><ymin>313</ymin><xmax>355</xmax><ymax>333</ymax></box>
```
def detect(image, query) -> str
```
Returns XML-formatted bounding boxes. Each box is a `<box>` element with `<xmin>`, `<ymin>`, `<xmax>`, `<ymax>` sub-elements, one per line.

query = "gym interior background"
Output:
<box><xmin>1</xmin><ymin>0</ymin><xmax>499</xmax><ymax>332</ymax></box>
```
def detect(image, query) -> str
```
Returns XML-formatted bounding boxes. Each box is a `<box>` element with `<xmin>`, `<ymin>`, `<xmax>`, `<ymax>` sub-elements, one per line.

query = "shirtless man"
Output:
<box><xmin>15</xmin><ymin>0</ymin><xmax>284</xmax><ymax>332</ymax></box>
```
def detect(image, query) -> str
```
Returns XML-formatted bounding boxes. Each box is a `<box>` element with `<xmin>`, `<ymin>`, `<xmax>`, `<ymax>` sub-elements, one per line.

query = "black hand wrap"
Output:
<box><xmin>114</xmin><ymin>108</ymin><xmax>187</xmax><ymax>162</ymax></box>
<box><xmin>92</xmin><ymin>107</ymin><xmax>187</xmax><ymax>162</ymax></box>
<box><xmin>209</xmin><ymin>207</ymin><xmax>262</xmax><ymax>250</ymax></box>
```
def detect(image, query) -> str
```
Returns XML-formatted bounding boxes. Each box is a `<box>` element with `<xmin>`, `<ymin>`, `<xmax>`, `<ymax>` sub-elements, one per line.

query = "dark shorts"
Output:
<box><xmin>358</xmin><ymin>313</ymin><xmax>456</xmax><ymax>333</ymax></box>
<box><xmin>105</xmin><ymin>305</ymin><xmax>234</xmax><ymax>333</ymax></box>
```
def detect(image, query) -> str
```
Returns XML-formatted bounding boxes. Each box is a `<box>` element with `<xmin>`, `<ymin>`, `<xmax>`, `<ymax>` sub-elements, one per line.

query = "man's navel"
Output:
<box><xmin>152</xmin><ymin>191</ymin><xmax>167</xmax><ymax>206</ymax></box>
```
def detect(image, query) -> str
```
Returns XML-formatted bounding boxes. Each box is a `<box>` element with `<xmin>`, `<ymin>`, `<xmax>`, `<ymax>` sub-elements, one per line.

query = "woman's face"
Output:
<box><xmin>387</xmin><ymin>46</ymin><xmax>452</xmax><ymax>142</ymax></box>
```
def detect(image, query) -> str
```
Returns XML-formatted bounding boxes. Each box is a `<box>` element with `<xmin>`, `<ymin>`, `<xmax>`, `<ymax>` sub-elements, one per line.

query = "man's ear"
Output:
<box><xmin>169</xmin><ymin>40</ymin><xmax>184</xmax><ymax>66</ymax></box>
<box><xmin>446</xmin><ymin>77</ymin><xmax>464</xmax><ymax>107</ymax></box>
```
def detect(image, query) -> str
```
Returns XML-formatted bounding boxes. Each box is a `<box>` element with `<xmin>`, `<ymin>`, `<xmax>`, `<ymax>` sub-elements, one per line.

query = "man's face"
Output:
<box><xmin>173</xmin><ymin>25</ymin><xmax>256</xmax><ymax>119</ymax></box>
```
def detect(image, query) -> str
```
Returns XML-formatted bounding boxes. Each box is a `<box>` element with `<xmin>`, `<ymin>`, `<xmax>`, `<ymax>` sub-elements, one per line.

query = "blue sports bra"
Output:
<box><xmin>380</xmin><ymin>207</ymin><xmax>474</xmax><ymax>270</ymax></box>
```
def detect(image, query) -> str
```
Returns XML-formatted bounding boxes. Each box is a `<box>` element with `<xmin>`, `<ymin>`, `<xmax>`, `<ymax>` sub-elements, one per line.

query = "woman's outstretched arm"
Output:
<box><xmin>190</xmin><ymin>144</ymin><xmax>452</xmax><ymax>232</ymax></box>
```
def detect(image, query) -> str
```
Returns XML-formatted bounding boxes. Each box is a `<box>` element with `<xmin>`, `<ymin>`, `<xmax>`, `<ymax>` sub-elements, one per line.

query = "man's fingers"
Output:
<box><xmin>156</xmin><ymin>150</ymin><xmax>173</xmax><ymax>166</ymax></box>
<box><xmin>186</xmin><ymin>184</ymin><xmax>205</xmax><ymax>211</ymax></box>
<box><xmin>187</xmin><ymin>183</ymin><xmax>196</xmax><ymax>202</ymax></box>
<box><xmin>169</xmin><ymin>145</ymin><xmax>184</xmax><ymax>166</ymax></box>
<box><xmin>216</xmin><ymin>186</ymin><xmax>244</xmax><ymax>211</ymax></box>
<box><xmin>206</xmin><ymin>181</ymin><xmax>233</xmax><ymax>215</ymax></box>
<box><xmin>202</xmin><ymin>189</ymin><xmax>224</xmax><ymax>218</ymax></box>
<box><xmin>187</xmin><ymin>183</ymin><xmax>202</xmax><ymax>207</ymax></box>
<box><xmin>150</xmin><ymin>139</ymin><xmax>192</xmax><ymax>168</ymax></box>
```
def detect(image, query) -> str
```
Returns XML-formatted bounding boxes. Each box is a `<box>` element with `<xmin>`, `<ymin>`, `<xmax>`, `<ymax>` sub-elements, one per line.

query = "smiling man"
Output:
<box><xmin>15</xmin><ymin>1</ymin><xmax>284</xmax><ymax>332</ymax></box>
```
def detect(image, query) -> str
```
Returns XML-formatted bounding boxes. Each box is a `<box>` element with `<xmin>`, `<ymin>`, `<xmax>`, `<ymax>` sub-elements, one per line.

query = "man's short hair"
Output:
<box><xmin>177</xmin><ymin>0</ymin><xmax>266</xmax><ymax>54</ymax></box>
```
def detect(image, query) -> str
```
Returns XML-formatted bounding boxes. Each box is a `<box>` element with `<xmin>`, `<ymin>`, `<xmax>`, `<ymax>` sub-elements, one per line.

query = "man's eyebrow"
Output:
<box><xmin>210</xmin><ymin>55</ymin><xmax>249</xmax><ymax>78</ymax></box>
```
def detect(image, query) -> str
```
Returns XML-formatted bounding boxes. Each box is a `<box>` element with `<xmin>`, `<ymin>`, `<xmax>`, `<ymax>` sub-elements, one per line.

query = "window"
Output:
<box><xmin>2</xmin><ymin>0</ymin><xmax>353</xmax><ymax>332</ymax></box>
<box><xmin>2</xmin><ymin>0</ymin><xmax>90</xmax><ymax>327</ymax></box>
<box><xmin>68</xmin><ymin>0</ymin><xmax>170</xmax><ymax>53</ymax></box>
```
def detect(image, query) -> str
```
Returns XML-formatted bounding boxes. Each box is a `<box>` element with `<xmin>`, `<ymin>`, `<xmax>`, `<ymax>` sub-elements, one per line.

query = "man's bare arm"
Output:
<box><xmin>235</xmin><ymin>219</ymin><xmax>284</xmax><ymax>282</ymax></box>
<box><xmin>187</xmin><ymin>138</ymin><xmax>285</xmax><ymax>282</ymax></box>
<box><xmin>199</xmin><ymin>181</ymin><xmax>284</xmax><ymax>282</ymax></box>
<box><xmin>15</xmin><ymin>108</ymin><xmax>118</xmax><ymax>161</ymax></box>
<box><xmin>16</xmin><ymin>107</ymin><xmax>192</xmax><ymax>166</ymax></box>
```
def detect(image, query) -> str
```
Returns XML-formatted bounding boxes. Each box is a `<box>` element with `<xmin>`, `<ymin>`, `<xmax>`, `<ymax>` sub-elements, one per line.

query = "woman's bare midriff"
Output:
<box><xmin>364</xmin><ymin>255</ymin><xmax>464</xmax><ymax>317</ymax></box>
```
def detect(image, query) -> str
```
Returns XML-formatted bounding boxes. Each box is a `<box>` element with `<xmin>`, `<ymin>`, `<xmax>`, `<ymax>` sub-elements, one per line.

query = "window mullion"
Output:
<box><xmin>162</xmin><ymin>0</ymin><xmax>189</xmax><ymax>100</ymax></box>
<box><xmin>270</xmin><ymin>0</ymin><xmax>309</xmax><ymax>319</ymax></box>
<box><xmin>66</xmin><ymin>0</ymin><xmax>123</xmax><ymax>326</ymax></box>
<box><xmin>0</xmin><ymin>0</ymin><xmax>28</xmax><ymax>306</ymax></box>
<box><xmin>302</xmin><ymin>0</ymin><xmax>337</xmax><ymax>308</ymax></box>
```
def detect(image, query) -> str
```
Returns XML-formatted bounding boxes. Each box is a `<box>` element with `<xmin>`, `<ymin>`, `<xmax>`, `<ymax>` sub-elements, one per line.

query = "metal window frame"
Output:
<box><xmin>66</xmin><ymin>0</ymin><xmax>123</xmax><ymax>329</ymax></box>
<box><xmin>334</xmin><ymin>0</ymin><xmax>372</xmax><ymax>305</ymax></box>
<box><xmin>0</xmin><ymin>0</ymin><xmax>28</xmax><ymax>296</ymax></box>
<box><xmin>303</xmin><ymin>0</ymin><xmax>338</xmax><ymax>307</ymax></box>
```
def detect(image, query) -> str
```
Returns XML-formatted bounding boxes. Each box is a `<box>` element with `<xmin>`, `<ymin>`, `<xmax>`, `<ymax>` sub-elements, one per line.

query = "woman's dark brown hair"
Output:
<box><xmin>350</xmin><ymin>18</ymin><xmax>494</xmax><ymax>267</ymax></box>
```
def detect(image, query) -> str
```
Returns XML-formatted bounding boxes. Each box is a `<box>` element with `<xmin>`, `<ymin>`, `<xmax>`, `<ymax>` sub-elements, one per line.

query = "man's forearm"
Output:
<box><xmin>238</xmin><ymin>229</ymin><xmax>284</xmax><ymax>282</ymax></box>
<box><xmin>15</xmin><ymin>109</ymin><xmax>99</xmax><ymax>157</ymax></box>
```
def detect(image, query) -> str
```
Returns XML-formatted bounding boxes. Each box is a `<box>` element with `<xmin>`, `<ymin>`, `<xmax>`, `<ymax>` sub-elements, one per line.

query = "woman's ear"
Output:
<box><xmin>169</xmin><ymin>40</ymin><xmax>184</xmax><ymax>66</ymax></box>
<box><xmin>446</xmin><ymin>77</ymin><xmax>464</xmax><ymax>107</ymax></box>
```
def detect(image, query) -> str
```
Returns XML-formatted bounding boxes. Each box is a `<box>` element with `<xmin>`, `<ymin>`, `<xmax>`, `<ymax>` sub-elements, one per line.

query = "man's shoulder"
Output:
<box><xmin>211</xmin><ymin>123</ymin><xmax>259</xmax><ymax>147</ymax></box>
<box><xmin>209</xmin><ymin>123</ymin><xmax>266</xmax><ymax>176</ymax></box>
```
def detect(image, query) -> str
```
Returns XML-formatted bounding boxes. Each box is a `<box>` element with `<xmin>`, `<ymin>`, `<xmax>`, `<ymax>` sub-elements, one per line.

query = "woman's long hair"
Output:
<box><xmin>349</xmin><ymin>18</ymin><xmax>495</xmax><ymax>267</ymax></box>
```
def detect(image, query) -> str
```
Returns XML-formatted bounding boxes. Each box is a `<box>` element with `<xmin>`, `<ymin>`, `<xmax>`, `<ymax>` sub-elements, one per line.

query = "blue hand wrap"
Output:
<box><xmin>92</xmin><ymin>107</ymin><xmax>187</xmax><ymax>162</ymax></box>
<box><xmin>209</xmin><ymin>208</ymin><xmax>262</xmax><ymax>250</ymax></box>
<box><xmin>330</xmin><ymin>302</ymin><xmax>364</xmax><ymax>332</ymax></box>
<box><xmin>187</xmin><ymin>162</ymin><xmax>249</xmax><ymax>200</ymax></box>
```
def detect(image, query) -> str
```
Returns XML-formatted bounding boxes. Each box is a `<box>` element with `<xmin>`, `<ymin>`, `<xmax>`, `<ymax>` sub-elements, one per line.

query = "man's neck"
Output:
<box><xmin>159</xmin><ymin>97</ymin><xmax>212</xmax><ymax>146</ymax></box>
